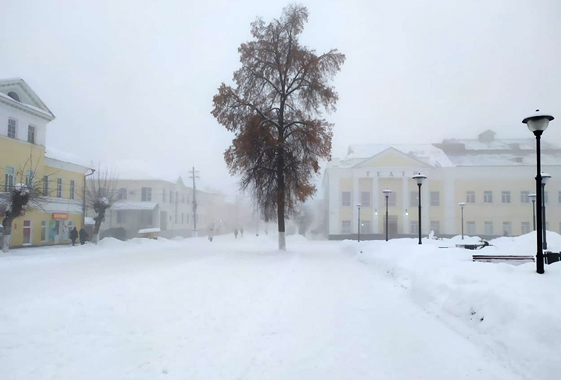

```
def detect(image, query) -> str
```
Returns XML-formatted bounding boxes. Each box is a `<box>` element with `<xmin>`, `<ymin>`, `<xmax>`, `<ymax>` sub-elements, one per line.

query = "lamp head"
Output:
<box><xmin>412</xmin><ymin>173</ymin><xmax>427</xmax><ymax>186</ymax></box>
<box><xmin>541</xmin><ymin>172</ymin><xmax>551</xmax><ymax>185</ymax></box>
<box><xmin>522</xmin><ymin>109</ymin><xmax>554</xmax><ymax>133</ymax></box>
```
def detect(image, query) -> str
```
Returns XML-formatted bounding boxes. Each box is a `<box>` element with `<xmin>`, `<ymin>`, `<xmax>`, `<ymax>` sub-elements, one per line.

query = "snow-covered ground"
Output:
<box><xmin>0</xmin><ymin>233</ymin><xmax>558</xmax><ymax>380</ymax></box>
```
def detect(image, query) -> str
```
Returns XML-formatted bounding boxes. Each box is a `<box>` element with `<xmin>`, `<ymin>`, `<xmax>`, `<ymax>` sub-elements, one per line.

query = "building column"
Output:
<box><xmin>402</xmin><ymin>176</ymin><xmax>409</xmax><ymax>235</ymax></box>
<box><xmin>329</xmin><ymin>174</ymin><xmax>340</xmax><ymax>235</ymax></box>
<box><xmin>352</xmin><ymin>173</ymin><xmax>359</xmax><ymax>234</ymax></box>
<box><xmin>372</xmin><ymin>176</ymin><xmax>379</xmax><ymax>234</ymax></box>
<box><xmin>444</xmin><ymin>176</ymin><xmax>455</xmax><ymax>235</ymax></box>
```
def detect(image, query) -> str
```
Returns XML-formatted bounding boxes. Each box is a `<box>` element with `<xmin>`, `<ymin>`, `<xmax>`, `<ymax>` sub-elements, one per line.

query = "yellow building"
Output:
<box><xmin>324</xmin><ymin>130</ymin><xmax>561</xmax><ymax>240</ymax></box>
<box><xmin>0</xmin><ymin>78</ymin><xmax>90</xmax><ymax>247</ymax></box>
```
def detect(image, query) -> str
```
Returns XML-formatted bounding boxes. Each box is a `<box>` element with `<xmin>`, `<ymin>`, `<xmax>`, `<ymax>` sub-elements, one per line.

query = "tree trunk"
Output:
<box><xmin>2</xmin><ymin>220</ymin><xmax>13</xmax><ymax>253</ymax></box>
<box><xmin>277</xmin><ymin>150</ymin><xmax>286</xmax><ymax>251</ymax></box>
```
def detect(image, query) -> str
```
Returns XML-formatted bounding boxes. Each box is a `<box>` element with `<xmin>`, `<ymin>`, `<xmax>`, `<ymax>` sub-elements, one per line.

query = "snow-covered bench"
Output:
<box><xmin>472</xmin><ymin>255</ymin><xmax>535</xmax><ymax>264</ymax></box>
<box><xmin>138</xmin><ymin>228</ymin><xmax>160</xmax><ymax>239</ymax></box>
<box><xmin>456</xmin><ymin>242</ymin><xmax>489</xmax><ymax>250</ymax></box>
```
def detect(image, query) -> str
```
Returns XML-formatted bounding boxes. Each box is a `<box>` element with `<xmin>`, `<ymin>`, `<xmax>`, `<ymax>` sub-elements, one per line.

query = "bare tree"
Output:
<box><xmin>1</xmin><ymin>155</ymin><xmax>51</xmax><ymax>252</ymax></box>
<box><xmin>212</xmin><ymin>4</ymin><xmax>345</xmax><ymax>250</ymax></box>
<box><xmin>85</xmin><ymin>167</ymin><xmax>119</xmax><ymax>243</ymax></box>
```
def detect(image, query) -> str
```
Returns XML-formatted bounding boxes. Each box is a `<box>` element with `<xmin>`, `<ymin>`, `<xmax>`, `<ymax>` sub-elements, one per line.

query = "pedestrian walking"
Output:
<box><xmin>240</xmin><ymin>227</ymin><xmax>244</xmax><ymax>238</ymax></box>
<box><xmin>234</xmin><ymin>229</ymin><xmax>238</xmax><ymax>239</ymax></box>
<box><xmin>208</xmin><ymin>227</ymin><xmax>214</xmax><ymax>242</ymax></box>
<box><xmin>70</xmin><ymin>227</ymin><xmax>78</xmax><ymax>246</ymax></box>
<box><xmin>79</xmin><ymin>228</ymin><xmax>89</xmax><ymax>245</ymax></box>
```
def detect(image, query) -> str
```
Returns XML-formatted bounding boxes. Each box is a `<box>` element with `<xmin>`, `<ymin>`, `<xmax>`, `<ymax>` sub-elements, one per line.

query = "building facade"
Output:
<box><xmin>0</xmin><ymin>78</ymin><xmax>90</xmax><ymax>247</ymax></box>
<box><xmin>100</xmin><ymin>177</ymin><xmax>235</xmax><ymax>239</ymax></box>
<box><xmin>324</xmin><ymin>130</ymin><xmax>561</xmax><ymax>240</ymax></box>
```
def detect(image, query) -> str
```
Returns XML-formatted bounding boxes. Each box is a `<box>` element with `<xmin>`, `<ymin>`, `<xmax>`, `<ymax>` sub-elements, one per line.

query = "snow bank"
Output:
<box><xmin>347</xmin><ymin>232</ymin><xmax>561</xmax><ymax>380</ymax></box>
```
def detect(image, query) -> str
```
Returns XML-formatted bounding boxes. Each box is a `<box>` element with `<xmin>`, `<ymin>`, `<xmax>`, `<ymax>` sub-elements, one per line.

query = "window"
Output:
<box><xmin>409</xmin><ymin>191</ymin><xmax>418</xmax><ymax>207</ymax></box>
<box><xmin>467</xmin><ymin>222</ymin><xmax>476</xmax><ymax>236</ymax></box>
<box><xmin>163</xmin><ymin>189</ymin><xmax>166</xmax><ymax>202</ymax></box>
<box><xmin>544</xmin><ymin>191</ymin><xmax>549</xmax><ymax>204</ymax></box>
<box><xmin>70</xmin><ymin>180</ymin><xmax>75</xmax><ymax>200</ymax></box>
<box><xmin>484</xmin><ymin>222</ymin><xmax>493</xmax><ymax>235</ymax></box>
<box><xmin>25</xmin><ymin>170</ymin><xmax>34</xmax><ymax>188</ymax></box>
<box><xmin>8</xmin><ymin>118</ymin><xmax>16</xmax><ymax>138</ymax></box>
<box><xmin>117</xmin><ymin>188</ymin><xmax>127</xmax><ymax>200</ymax></box>
<box><xmin>175</xmin><ymin>191</ymin><xmax>178</xmax><ymax>204</ymax></box>
<box><xmin>175</xmin><ymin>212</ymin><xmax>178</xmax><ymax>224</ymax></box>
<box><xmin>360</xmin><ymin>221</ymin><xmax>371</xmax><ymax>234</ymax></box>
<box><xmin>430</xmin><ymin>191</ymin><xmax>440</xmax><ymax>206</ymax></box>
<box><xmin>521</xmin><ymin>191</ymin><xmax>530</xmax><ymax>203</ymax></box>
<box><xmin>466</xmin><ymin>191</ymin><xmax>475</xmax><ymax>203</ymax></box>
<box><xmin>182</xmin><ymin>213</ymin><xmax>184</xmax><ymax>224</ymax></box>
<box><xmin>361</xmin><ymin>192</ymin><xmax>370</xmax><ymax>206</ymax></box>
<box><xmin>484</xmin><ymin>191</ymin><xmax>493</xmax><ymax>203</ymax></box>
<box><xmin>388</xmin><ymin>192</ymin><xmax>397</xmax><ymax>207</ymax></box>
<box><xmin>27</xmin><ymin>125</ymin><xmax>36</xmax><ymax>144</ymax></box>
<box><xmin>501</xmin><ymin>191</ymin><xmax>511</xmax><ymax>204</ymax></box>
<box><xmin>141</xmin><ymin>187</ymin><xmax>152</xmax><ymax>201</ymax></box>
<box><xmin>5</xmin><ymin>166</ymin><xmax>15</xmax><ymax>192</ymax></box>
<box><xmin>117</xmin><ymin>211</ymin><xmax>126</xmax><ymax>224</ymax></box>
<box><xmin>342</xmin><ymin>220</ymin><xmax>351</xmax><ymax>234</ymax></box>
<box><xmin>23</xmin><ymin>220</ymin><xmax>32</xmax><ymax>245</ymax></box>
<box><xmin>502</xmin><ymin>222</ymin><xmax>512</xmax><ymax>236</ymax></box>
<box><xmin>43</xmin><ymin>175</ymin><xmax>49</xmax><ymax>196</ymax></box>
<box><xmin>430</xmin><ymin>221</ymin><xmax>440</xmax><ymax>235</ymax></box>
<box><xmin>182</xmin><ymin>194</ymin><xmax>185</xmax><ymax>203</ymax></box>
<box><xmin>41</xmin><ymin>221</ymin><xmax>47</xmax><ymax>242</ymax></box>
<box><xmin>342</xmin><ymin>192</ymin><xmax>351</xmax><ymax>206</ymax></box>
<box><xmin>169</xmin><ymin>189</ymin><xmax>172</xmax><ymax>203</ymax></box>
<box><xmin>7</xmin><ymin>91</ymin><xmax>20</xmax><ymax>102</ymax></box>
<box><xmin>521</xmin><ymin>222</ymin><xmax>531</xmax><ymax>235</ymax></box>
<box><xmin>410</xmin><ymin>221</ymin><xmax>418</xmax><ymax>235</ymax></box>
<box><xmin>56</xmin><ymin>178</ymin><xmax>63</xmax><ymax>198</ymax></box>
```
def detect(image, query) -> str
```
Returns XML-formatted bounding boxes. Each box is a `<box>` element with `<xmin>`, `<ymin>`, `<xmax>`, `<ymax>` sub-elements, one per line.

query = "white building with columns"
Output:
<box><xmin>323</xmin><ymin>130</ymin><xmax>561</xmax><ymax>240</ymax></box>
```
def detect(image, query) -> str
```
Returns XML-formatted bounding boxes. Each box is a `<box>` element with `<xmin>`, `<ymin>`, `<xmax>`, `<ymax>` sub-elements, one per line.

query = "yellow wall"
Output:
<box><xmin>43</xmin><ymin>165</ymin><xmax>84</xmax><ymax>200</ymax></box>
<box><xmin>0</xmin><ymin>136</ymin><xmax>46</xmax><ymax>180</ymax></box>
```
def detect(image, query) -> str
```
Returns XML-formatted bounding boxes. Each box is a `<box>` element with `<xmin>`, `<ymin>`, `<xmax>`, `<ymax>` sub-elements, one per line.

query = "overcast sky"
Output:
<box><xmin>1</xmin><ymin>0</ymin><xmax>560</xmax><ymax>196</ymax></box>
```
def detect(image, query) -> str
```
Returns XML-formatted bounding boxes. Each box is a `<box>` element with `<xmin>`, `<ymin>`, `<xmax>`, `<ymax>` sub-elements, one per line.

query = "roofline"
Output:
<box><xmin>0</xmin><ymin>78</ymin><xmax>55</xmax><ymax>119</ymax></box>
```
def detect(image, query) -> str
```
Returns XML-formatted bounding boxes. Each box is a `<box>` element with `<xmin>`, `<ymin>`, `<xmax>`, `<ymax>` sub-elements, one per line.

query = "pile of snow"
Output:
<box><xmin>346</xmin><ymin>231</ymin><xmax>561</xmax><ymax>380</ymax></box>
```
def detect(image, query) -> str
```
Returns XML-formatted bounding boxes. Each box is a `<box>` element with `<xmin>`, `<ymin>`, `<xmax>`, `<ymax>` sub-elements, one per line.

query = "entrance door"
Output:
<box><xmin>54</xmin><ymin>221</ymin><xmax>61</xmax><ymax>244</ymax></box>
<box><xmin>383</xmin><ymin>216</ymin><xmax>399</xmax><ymax>238</ymax></box>
<box><xmin>23</xmin><ymin>220</ymin><xmax>32</xmax><ymax>245</ymax></box>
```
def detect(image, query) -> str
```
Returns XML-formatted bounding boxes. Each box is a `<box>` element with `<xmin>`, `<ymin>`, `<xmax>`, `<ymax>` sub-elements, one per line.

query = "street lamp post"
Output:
<box><xmin>523</xmin><ymin>109</ymin><xmax>554</xmax><ymax>274</ymax></box>
<box><xmin>528</xmin><ymin>193</ymin><xmax>536</xmax><ymax>231</ymax></box>
<box><xmin>541</xmin><ymin>172</ymin><xmax>551</xmax><ymax>250</ymax></box>
<box><xmin>357</xmin><ymin>203</ymin><xmax>362</xmax><ymax>242</ymax></box>
<box><xmin>382</xmin><ymin>189</ymin><xmax>392</xmax><ymax>241</ymax></box>
<box><xmin>458</xmin><ymin>202</ymin><xmax>466</xmax><ymax>240</ymax></box>
<box><xmin>412</xmin><ymin>174</ymin><xmax>426</xmax><ymax>245</ymax></box>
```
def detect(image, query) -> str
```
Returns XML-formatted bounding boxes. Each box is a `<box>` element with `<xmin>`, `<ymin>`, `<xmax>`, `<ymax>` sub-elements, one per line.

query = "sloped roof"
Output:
<box><xmin>345</xmin><ymin>144</ymin><xmax>454</xmax><ymax>168</ymax></box>
<box><xmin>0</xmin><ymin>78</ymin><xmax>55</xmax><ymax>119</ymax></box>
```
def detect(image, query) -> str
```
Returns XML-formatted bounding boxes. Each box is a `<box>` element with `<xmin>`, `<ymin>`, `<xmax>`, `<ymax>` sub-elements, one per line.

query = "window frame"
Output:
<box><xmin>521</xmin><ymin>222</ymin><xmax>531</xmax><ymax>235</ymax></box>
<box><xmin>501</xmin><ymin>191</ymin><xmax>511</xmax><ymax>204</ymax></box>
<box><xmin>141</xmin><ymin>187</ymin><xmax>152</xmax><ymax>202</ymax></box>
<box><xmin>521</xmin><ymin>191</ymin><xmax>530</xmax><ymax>204</ymax></box>
<box><xmin>8</xmin><ymin>118</ymin><xmax>17</xmax><ymax>139</ymax></box>
<box><xmin>502</xmin><ymin>222</ymin><xmax>512</xmax><ymax>236</ymax></box>
<box><xmin>5</xmin><ymin>166</ymin><xmax>15</xmax><ymax>192</ymax></box>
<box><xmin>484</xmin><ymin>221</ymin><xmax>493</xmax><ymax>235</ymax></box>
<box><xmin>56</xmin><ymin>178</ymin><xmax>63</xmax><ymax>198</ymax></box>
<box><xmin>360</xmin><ymin>191</ymin><xmax>370</xmax><ymax>207</ymax></box>
<box><xmin>483</xmin><ymin>191</ymin><xmax>493</xmax><ymax>203</ymax></box>
<box><xmin>466</xmin><ymin>191</ymin><xmax>475</xmax><ymax>204</ymax></box>
<box><xmin>341</xmin><ymin>220</ymin><xmax>351</xmax><ymax>234</ymax></box>
<box><xmin>69</xmin><ymin>180</ymin><xmax>75</xmax><ymax>200</ymax></box>
<box><xmin>430</xmin><ymin>191</ymin><xmax>440</xmax><ymax>206</ymax></box>
<box><xmin>341</xmin><ymin>192</ymin><xmax>351</xmax><ymax>207</ymax></box>
<box><xmin>466</xmin><ymin>221</ymin><xmax>476</xmax><ymax>236</ymax></box>
<box><xmin>27</xmin><ymin>125</ymin><xmax>36</xmax><ymax>144</ymax></box>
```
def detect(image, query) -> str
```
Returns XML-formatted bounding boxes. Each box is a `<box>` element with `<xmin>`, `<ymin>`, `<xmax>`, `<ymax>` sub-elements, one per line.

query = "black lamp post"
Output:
<box><xmin>383</xmin><ymin>188</ymin><xmax>392</xmax><ymax>241</ymax></box>
<box><xmin>458</xmin><ymin>202</ymin><xmax>466</xmax><ymax>240</ymax></box>
<box><xmin>523</xmin><ymin>109</ymin><xmax>554</xmax><ymax>274</ymax></box>
<box><xmin>357</xmin><ymin>203</ymin><xmax>362</xmax><ymax>243</ymax></box>
<box><xmin>541</xmin><ymin>172</ymin><xmax>551</xmax><ymax>250</ymax></box>
<box><xmin>412</xmin><ymin>174</ymin><xmax>426</xmax><ymax>245</ymax></box>
<box><xmin>528</xmin><ymin>193</ymin><xmax>536</xmax><ymax>231</ymax></box>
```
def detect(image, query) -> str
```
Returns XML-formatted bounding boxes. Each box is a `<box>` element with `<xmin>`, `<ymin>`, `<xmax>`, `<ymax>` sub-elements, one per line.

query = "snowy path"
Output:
<box><xmin>0</xmin><ymin>238</ymin><xmax>525</xmax><ymax>380</ymax></box>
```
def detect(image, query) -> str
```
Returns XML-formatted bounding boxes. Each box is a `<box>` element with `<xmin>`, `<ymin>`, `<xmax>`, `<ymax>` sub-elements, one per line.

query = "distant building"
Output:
<box><xmin>0</xmin><ymin>78</ymin><xmax>91</xmax><ymax>247</ymax></box>
<box><xmin>323</xmin><ymin>130</ymin><xmax>561</xmax><ymax>240</ymax></box>
<box><xmin>99</xmin><ymin>170</ymin><xmax>237</xmax><ymax>239</ymax></box>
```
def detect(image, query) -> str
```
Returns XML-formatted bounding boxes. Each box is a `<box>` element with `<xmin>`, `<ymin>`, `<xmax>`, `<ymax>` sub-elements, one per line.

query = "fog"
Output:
<box><xmin>1</xmin><ymin>0</ymin><xmax>560</xmax><ymax>197</ymax></box>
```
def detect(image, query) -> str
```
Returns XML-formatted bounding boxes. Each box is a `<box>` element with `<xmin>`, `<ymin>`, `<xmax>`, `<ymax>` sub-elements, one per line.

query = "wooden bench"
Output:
<box><xmin>472</xmin><ymin>255</ymin><xmax>535</xmax><ymax>264</ymax></box>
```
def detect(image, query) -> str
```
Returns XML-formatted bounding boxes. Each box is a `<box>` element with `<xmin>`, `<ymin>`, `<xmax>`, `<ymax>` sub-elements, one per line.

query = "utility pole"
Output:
<box><xmin>190</xmin><ymin>167</ymin><xmax>200</xmax><ymax>237</ymax></box>
<box><xmin>82</xmin><ymin>168</ymin><xmax>96</xmax><ymax>228</ymax></box>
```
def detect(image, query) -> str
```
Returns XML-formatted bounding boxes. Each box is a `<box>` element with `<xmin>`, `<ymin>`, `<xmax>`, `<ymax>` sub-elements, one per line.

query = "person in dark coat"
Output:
<box><xmin>70</xmin><ymin>227</ymin><xmax>78</xmax><ymax>246</ymax></box>
<box><xmin>79</xmin><ymin>228</ymin><xmax>89</xmax><ymax>245</ymax></box>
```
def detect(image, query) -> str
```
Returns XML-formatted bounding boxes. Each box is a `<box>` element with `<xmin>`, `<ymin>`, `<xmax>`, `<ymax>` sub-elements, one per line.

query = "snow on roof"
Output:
<box><xmin>45</xmin><ymin>147</ymin><xmax>92</xmax><ymax>169</ymax></box>
<box><xmin>442</xmin><ymin>138</ymin><xmax>559</xmax><ymax>151</ymax></box>
<box><xmin>111</xmin><ymin>201</ymin><xmax>158</xmax><ymax>211</ymax></box>
<box><xmin>448</xmin><ymin>152</ymin><xmax>561</xmax><ymax>167</ymax></box>
<box><xmin>138</xmin><ymin>227</ymin><xmax>161</xmax><ymax>234</ymax></box>
<box><xmin>344</xmin><ymin>144</ymin><xmax>455</xmax><ymax>168</ymax></box>
<box><xmin>0</xmin><ymin>78</ymin><xmax>55</xmax><ymax>119</ymax></box>
<box><xmin>113</xmin><ymin>159</ymin><xmax>180</xmax><ymax>183</ymax></box>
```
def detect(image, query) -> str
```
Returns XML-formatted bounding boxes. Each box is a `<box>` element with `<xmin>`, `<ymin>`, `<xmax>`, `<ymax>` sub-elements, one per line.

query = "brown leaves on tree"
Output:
<box><xmin>212</xmin><ymin>4</ymin><xmax>344</xmax><ymax>241</ymax></box>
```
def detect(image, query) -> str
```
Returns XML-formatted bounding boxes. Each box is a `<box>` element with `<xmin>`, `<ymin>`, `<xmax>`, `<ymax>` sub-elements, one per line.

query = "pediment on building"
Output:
<box><xmin>0</xmin><ymin>78</ymin><xmax>55</xmax><ymax>119</ymax></box>
<box><xmin>353</xmin><ymin>147</ymin><xmax>431</xmax><ymax>169</ymax></box>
